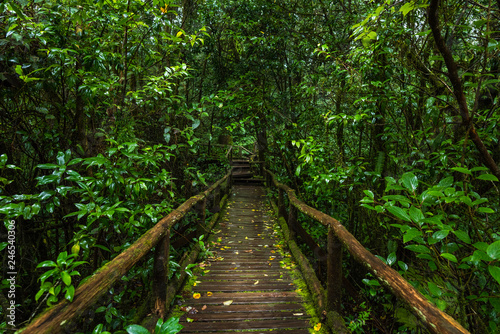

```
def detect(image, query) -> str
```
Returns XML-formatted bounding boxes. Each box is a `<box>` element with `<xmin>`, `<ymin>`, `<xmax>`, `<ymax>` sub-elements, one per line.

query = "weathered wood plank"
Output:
<box><xmin>193</xmin><ymin>283</ymin><xmax>295</xmax><ymax>292</ymax></box>
<box><xmin>180</xmin><ymin>311</ymin><xmax>309</xmax><ymax>322</ymax></box>
<box><xmin>185</xmin><ymin>331</ymin><xmax>309</xmax><ymax>334</ymax></box>
<box><xmin>180</xmin><ymin>319</ymin><xmax>310</xmax><ymax>332</ymax></box>
<box><xmin>188</xmin><ymin>303</ymin><xmax>306</xmax><ymax>313</ymax></box>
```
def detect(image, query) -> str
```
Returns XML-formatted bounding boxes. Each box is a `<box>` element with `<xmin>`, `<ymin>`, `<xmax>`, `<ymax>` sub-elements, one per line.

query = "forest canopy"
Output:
<box><xmin>1</xmin><ymin>0</ymin><xmax>499</xmax><ymax>332</ymax></box>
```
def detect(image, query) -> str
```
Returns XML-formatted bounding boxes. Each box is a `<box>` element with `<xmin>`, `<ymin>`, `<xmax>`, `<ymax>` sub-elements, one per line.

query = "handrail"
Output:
<box><xmin>19</xmin><ymin>169</ymin><xmax>233</xmax><ymax>334</ymax></box>
<box><xmin>264</xmin><ymin>168</ymin><xmax>469</xmax><ymax>334</ymax></box>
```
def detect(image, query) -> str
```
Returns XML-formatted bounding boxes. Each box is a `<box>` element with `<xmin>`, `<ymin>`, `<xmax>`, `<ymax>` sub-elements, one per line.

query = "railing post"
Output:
<box><xmin>265</xmin><ymin>167</ymin><xmax>271</xmax><ymax>186</ymax></box>
<box><xmin>327</xmin><ymin>225</ymin><xmax>342</xmax><ymax>314</ymax></box>
<box><xmin>213</xmin><ymin>185</ymin><xmax>221</xmax><ymax>213</ymax></box>
<box><xmin>288</xmin><ymin>202</ymin><xmax>297</xmax><ymax>240</ymax></box>
<box><xmin>196</xmin><ymin>198</ymin><xmax>207</xmax><ymax>237</ymax></box>
<box><xmin>278</xmin><ymin>188</ymin><xmax>287</xmax><ymax>221</ymax></box>
<box><xmin>153</xmin><ymin>230</ymin><xmax>170</xmax><ymax>318</ymax></box>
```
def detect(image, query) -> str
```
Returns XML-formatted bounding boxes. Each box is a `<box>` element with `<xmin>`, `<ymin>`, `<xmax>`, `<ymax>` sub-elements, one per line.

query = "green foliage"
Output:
<box><xmin>35</xmin><ymin>251</ymin><xmax>86</xmax><ymax>305</ymax></box>
<box><xmin>361</xmin><ymin>170</ymin><xmax>499</xmax><ymax>326</ymax></box>
<box><xmin>346</xmin><ymin>302</ymin><xmax>371</xmax><ymax>333</ymax></box>
<box><xmin>88</xmin><ymin>317</ymin><xmax>183</xmax><ymax>334</ymax></box>
<box><xmin>126</xmin><ymin>317</ymin><xmax>183</xmax><ymax>334</ymax></box>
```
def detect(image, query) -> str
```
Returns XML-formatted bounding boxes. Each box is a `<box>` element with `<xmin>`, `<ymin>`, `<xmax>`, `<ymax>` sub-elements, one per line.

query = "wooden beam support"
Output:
<box><xmin>278</xmin><ymin>188</ymin><xmax>287</xmax><ymax>221</ymax></box>
<box><xmin>152</xmin><ymin>232</ymin><xmax>170</xmax><ymax>318</ymax></box>
<box><xmin>327</xmin><ymin>226</ymin><xmax>342</xmax><ymax>314</ymax></box>
<box><xmin>287</xmin><ymin>201</ymin><xmax>297</xmax><ymax>241</ymax></box>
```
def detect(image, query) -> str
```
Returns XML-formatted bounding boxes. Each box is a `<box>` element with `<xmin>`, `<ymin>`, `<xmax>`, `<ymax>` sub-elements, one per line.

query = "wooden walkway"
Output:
<box><xmin>178</xmin><ymin>185</ymin><xmax>312</xmax><ymax>333</ymax></box>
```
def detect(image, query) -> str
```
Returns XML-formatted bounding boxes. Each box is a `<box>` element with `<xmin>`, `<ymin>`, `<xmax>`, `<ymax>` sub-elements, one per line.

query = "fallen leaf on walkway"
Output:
<box><xmin>187</xmin><ymin>317</ymin><xmax>194</xmax><ymax>323</ymax></box>
<box><xmin>293</xmin><ymin>313</ymin><xmax>303</xmax><ymax>316</ymax></box>
<box><xmin>193</xmin><ymin>293</ymin><xmax>201</xmax><ymax>299</ymax></box>
<box><xmin>254</xmin><ymin>280</ymin><xmax>259</xmax><ymax>285</ymax></box>
<box><xmin>202</xmin><ymin>305</ymin><xmax>207</xmax><ymax>311</ymax></box>
<box><xmin>222</xmin><ymin>300</ymin><xmax>233</xmax><ymax>306</ymax></box>
<box><xmin>207</xmin><ymin>291</ymin><xmax>213</xmax><ymax>296</ymax></box>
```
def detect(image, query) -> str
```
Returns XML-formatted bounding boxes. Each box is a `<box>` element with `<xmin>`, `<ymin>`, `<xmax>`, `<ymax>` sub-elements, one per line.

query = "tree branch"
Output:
<box><xmin>428</xmin><ymin>0</ymin><xmax>500</xmax><ymax>179</ymax></box>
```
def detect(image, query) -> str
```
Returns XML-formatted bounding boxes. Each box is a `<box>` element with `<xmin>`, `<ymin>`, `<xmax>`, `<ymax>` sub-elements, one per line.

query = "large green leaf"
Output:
<box><xmin>61</xmin><ymin>271</ymin><xmax>72</xmax><ymax>286</ymax></box>
<box><xmin>386</xmin><ymin>205</ymin><xmax>411</xmax><ymax>222</ymax></box>
<box><xmin>427</xmin><ymin>281</ymin><xmax>442</xmax><ymax>296</ymax></box>
<box><xmin>452</xmin><ymin>230</ymin><xmax>471</xmax><ymax>244</ymax></box>
<box><xmin>37</xmin><ymin>260</ymin><xmax>57</xmax><ymax>268</ymax></box>
<box><xmin>477</xmin><ymin>174</ymin><xmax>499</xmax><ymax>182</ymax></box>
<box><xmin>487</xmin><ymin>241</ymin><xmax>500</xmax><ymax>260</ymax></box>
<box><xmin>441</xmin><ymin>253</ymin><xmax>458</xmax><ymax>263</ymax></box>
<box><xmin>409</xmin><ymin>206</ymin><xmax>424</xmax><ymax>225</ymax></box>
<box><xmin>401</xmin><ymin>172</ymin><xmax>418</xmax><ymax>193</ymax></box>
<box><xmin>400</xmin><ymin>2</ymin><xmax>415</xmax><ymax>16</ymax></box>
<box><xmin>160</xmin><ymin>317</ymin><xmax>184</xmax><ymax>334</ymax></box>
<box><xmin>432</xmin><ymin>230</ymin><xmax>449</xmax><ymax>241</ymax></box>
<box><xmin>405</xmin><ymin>245</ymin><xmax>431</xmax><ymax>254</ymax></box>
<box><xmin>403</xmin><ymin>228</ymin><xmax>422</xmax><ymax>243</ymax></box>
<box><xmin>125</xmin><ymin>325</ymin><xmax>150</xmax><ymax>334</ymax></box>
<box><xmin>451</xmin><ymin>167</ymin><xmax>471</xmax><ymax>175</ymax></box>
<box><xmin>488</xmin><ymin>266</ymin><xmax>500</xmax><ymax>286</ymax></box>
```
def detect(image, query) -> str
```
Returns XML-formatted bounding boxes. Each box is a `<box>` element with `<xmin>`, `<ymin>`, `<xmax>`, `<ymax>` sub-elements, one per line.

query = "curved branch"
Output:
<box><xmin>428</xmin><ymin>0</ymin><xmax>500</xmax><ymax>179</ymax></box>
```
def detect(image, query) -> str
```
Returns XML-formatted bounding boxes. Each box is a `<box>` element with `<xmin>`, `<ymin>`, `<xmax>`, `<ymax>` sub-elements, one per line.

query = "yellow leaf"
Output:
<box><xmin>314</xmin><ymin>323</ymin><xmax>322</xmax><ymax>331</ymax></box>
<box><xmin>254</xmin><ymin>280</ymin><xmax>259</xmax><ymax>285</ymax></box>
<box><xmin>187</xmin><ymin>317</ymin><xmax>194</xmax><ymax>323</ymax></box>
<box><xmin>207</xmin><ymin>291</ymin><xmax>213</xmax><ymax>296</ymax></box>
<box><xmin>193</xmin><ymin>293</ymin><xmax>201</xmax><ymax>299</ymax></box>
<box><xmin>176</xmin><ymin>31</ymin><xmax>183</xmax><ymax>38</ymax></box>
<box><xmin>222</xmin><ymin>300</ymin><xmax>233</xmax><ymax>306</ymax></box>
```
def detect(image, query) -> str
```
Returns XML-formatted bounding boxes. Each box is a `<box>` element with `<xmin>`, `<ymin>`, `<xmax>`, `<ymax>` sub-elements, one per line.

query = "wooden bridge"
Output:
<box><xmin>19</xmin><ymin>155</ymin><xmax>470</xmax><ymax>334</ymax></box>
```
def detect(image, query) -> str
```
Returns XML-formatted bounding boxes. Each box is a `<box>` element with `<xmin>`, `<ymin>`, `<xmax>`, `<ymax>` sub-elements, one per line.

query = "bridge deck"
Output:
<box><xmin>178</xmin><ymin>185</ymin><xmax>312</xmax><ymax>333</ymax></box>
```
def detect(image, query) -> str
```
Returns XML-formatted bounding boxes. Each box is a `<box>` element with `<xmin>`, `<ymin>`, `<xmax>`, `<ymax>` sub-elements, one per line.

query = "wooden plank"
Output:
<box><xmin>197</xmin><ymin>274</ymin><xmax>289</xmax><ymax>280</ymax></box>
<box><xmin>189</xmin><ymin>303</ymin><xmax>306</xmax><ymax>313</ymax></box>
<box><xmin>193</xmin><ymin>283</ymin><xmax>296</xmax><ymax>292</ymax></box>
<box><xmin>180</xmin><ymin>319</ymin><xmax>310</xmax><ymax>332</ymax></box>
<box><xmin>185</xmin><ymin>331</ymin><xmax>310</xmax><ymax>334</ymax></box>
<box><xmin>180</xmin><ymin>311</ymin><xmax>309</xmax><ymax>322</ymax></box>
<box><xmin>184</xmin><ymin>297</ymin><xmax>302</xmax><ymax>307</ymax></box>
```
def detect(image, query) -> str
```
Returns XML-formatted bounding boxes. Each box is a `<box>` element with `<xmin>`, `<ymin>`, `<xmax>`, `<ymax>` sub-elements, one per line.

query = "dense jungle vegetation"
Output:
<box><xmin>1</xmin><ymin>0</ymin><xmax>499</xmax><ymax>332</ymax></box>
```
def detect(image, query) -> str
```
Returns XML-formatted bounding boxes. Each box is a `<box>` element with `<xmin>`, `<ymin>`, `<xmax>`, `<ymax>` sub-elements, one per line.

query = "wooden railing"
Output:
<box><xmin>19</xmin><ymin>169</ymin><xmax>233</xmax><ymax>334</ymax></box>
<box><xmin>264</xmin><ymin>168</ymin><xmax>469</xmax><ymax>334</ymax></box>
